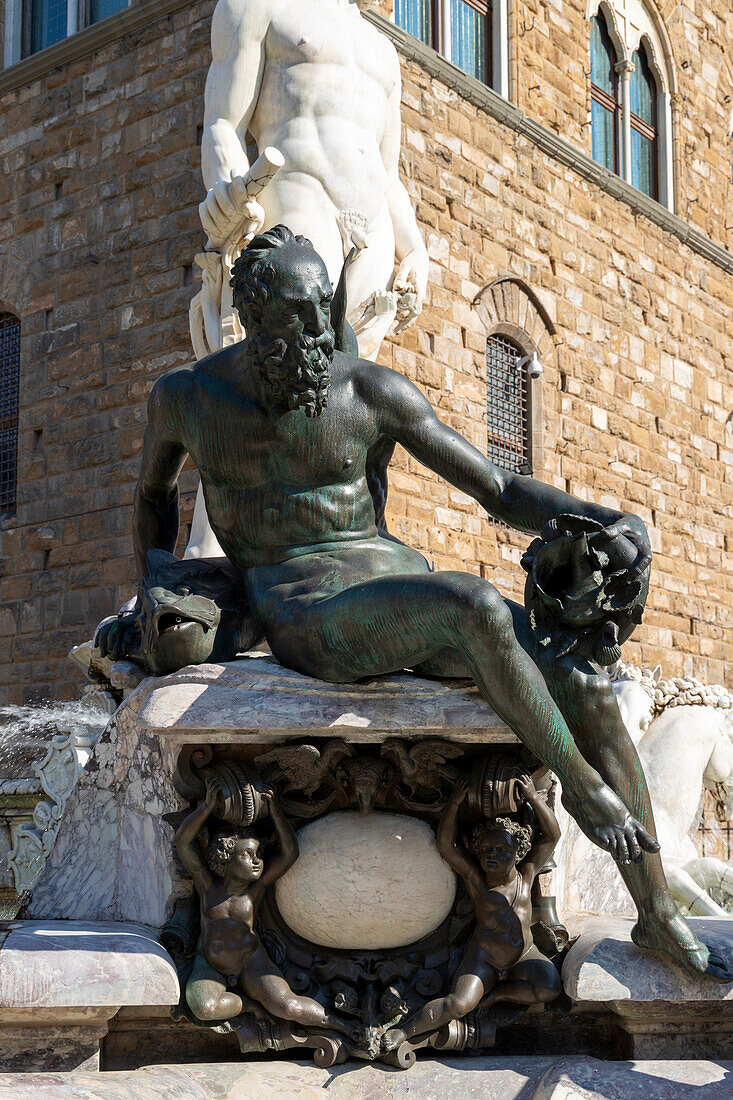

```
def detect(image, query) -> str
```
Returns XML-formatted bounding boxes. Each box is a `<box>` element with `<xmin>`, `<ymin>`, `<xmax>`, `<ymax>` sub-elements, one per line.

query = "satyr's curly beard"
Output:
<box><xmin>247</xmin><ymin>329</ymin><xmax>335</xmax><ymax>418</ymax></box>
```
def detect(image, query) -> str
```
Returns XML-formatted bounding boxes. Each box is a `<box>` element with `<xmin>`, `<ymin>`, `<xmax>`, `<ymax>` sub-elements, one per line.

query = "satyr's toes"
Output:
<box><xmin>634</xmin><ymin>820</ymin><xmax>661</xmax><ymax>853</ymax></box>
<box><xmin>603</xmin><ymin>830</ymin><xmax>619</xmax><ymax>859</ymax></box>
<box><xmin>624</xmin><ymin>824</ymin><xmax>642</xmax><ymax>863</ymax></box>
<box><xmin>706</xmin><ymin>950</ymin><xmax>733</xmax><ymax>982</ymax></box>
<box><xmin>614</xmin><ymin>832</ymin><xmax>631</xmax><ymax>864</ymax></box>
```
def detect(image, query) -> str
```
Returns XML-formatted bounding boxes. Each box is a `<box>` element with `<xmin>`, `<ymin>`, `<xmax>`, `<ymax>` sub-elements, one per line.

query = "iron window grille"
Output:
<box><xmin>486</xmin><ymin>334</ymin><xmax>532</xmax><ymax>478</ymax></box>
<box><xmin>0</xmin><ymin>313</ymin><xmax>20</xmax><ymax>517</ymax></box>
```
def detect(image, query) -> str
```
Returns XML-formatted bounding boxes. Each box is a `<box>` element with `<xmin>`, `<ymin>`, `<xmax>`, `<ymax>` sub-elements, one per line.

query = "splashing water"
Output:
<box><xmin>0</xmin><ymin>697</ymin><xmax>112</xmax><ymax>783</ymax></box>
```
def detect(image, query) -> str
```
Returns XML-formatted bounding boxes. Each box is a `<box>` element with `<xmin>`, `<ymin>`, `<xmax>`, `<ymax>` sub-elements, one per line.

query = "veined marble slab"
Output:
<box><xmin>133</xmin><ymin>655</ymin><xmax>515</xmax><ymax>744</ymax></box>
<box><xmin>563</xmin><ymin>915</ymin><xmax>733</xmax><ymax>1004</ymax></box>
<box><xmin>0</xmin><ymin>1057</ymin><xmax>730</xmax><ymax>1098</ymax></box>
<box><xmin>562</xmin><ymin>915</ymin><xmax>733</xmax><ymax>1059</ymax></box>
<box><xmin>0</xmin><ymin>921</ymin><xmax>179</xmax><ymax>1008</ymax></box>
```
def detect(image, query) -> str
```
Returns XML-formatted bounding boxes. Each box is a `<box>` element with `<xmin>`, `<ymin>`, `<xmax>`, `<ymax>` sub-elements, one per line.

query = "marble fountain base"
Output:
<box><xmin>2</xmin><ymin>1055</ymin><xmax>732</xmax><ymax>1099</ymax></box>
<box><xmin>3</xmin><ymin>656</ymin><xmax>733</xmax><ymax>1078</ymax></box>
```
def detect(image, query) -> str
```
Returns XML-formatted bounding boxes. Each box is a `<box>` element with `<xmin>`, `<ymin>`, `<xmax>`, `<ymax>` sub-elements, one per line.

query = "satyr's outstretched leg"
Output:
<box><xmin>415</xmin><ymin>597</ymin><xmax>731</xmax><ymax>980</ymax></box>
<box><xmin>382</xmin><ymin>946</ymin><xmax>491</xmax><ymax>1052</ymax></box>
<box><xmin>480</xmin><ymin>953</ymin><xmax>562</xmax><ymax>1008</ymax></box>
<box><xmin>267</xmin><ymin>568</ymin><xmax>654</xmax><ymax>860</ymax></box>
<box><xmin>525</xmin><ymin>627</ymin><xmax>731</xmax><ymax>981</ymax></box>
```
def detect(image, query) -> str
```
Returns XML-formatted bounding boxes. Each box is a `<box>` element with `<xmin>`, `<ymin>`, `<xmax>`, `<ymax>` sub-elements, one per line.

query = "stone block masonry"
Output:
<box><xmin>0</xmin><ymin>0</ymin><xmax>731</xmax><ymax>702</ymax></box>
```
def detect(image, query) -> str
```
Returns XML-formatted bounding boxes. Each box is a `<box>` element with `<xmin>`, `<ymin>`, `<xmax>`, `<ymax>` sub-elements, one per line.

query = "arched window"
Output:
<box><xmin>0</xmin><ymin>312</ymin><xmax>20</xmax><ymax>516</ymax></box>
<box><xmin>590</xmin><ymin>13</ymin><xmax>620</xmax><ymax>174</ymax></box>
<box><xmin>485</xmin><ymin>334</ymin><xmax>532</xmax><ymax>476</ymax></box>
<box><xmin>586</xmin><ymin>1</ymin><xmax>675</xmax><ymax>209</ymax></box>
<box><xmin>630</xmin><ymin>46</ymin><xmax>658</xmax><ymax>199</ymax></box>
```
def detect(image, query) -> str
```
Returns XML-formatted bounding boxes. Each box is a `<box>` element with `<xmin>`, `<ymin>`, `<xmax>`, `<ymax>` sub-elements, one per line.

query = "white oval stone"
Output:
<box><xmin>275</xmin><ymin>811</ymin><xmax>457</xmax><ymax>950</ymax></box>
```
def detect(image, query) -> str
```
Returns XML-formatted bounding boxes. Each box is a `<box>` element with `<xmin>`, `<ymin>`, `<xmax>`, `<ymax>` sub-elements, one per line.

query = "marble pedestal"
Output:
<box><xmin>1</xmin><ymin>1056</ymin><xmax>731</xmax><ymax>1098</ymax></box>
<box><xmin>13</xmin><ymin>656</ymin><xmax>733</xmax><ymax>1076</ymax></box>
<box><xmin>22</xmin><ymin>655</ymin><xmax>514</xmax><ymax>928</ymax></box>
<box><xmin>562</xmin><ymin>916</ymin><xmax>733</xmax><ymax>1058</ymax></box>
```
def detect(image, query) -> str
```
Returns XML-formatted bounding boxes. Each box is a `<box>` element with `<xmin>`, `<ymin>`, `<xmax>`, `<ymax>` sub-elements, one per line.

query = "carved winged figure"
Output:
<box><xmin>256</xmin><ymin>742</ymin><xmax>355</xmax><ymax>817</ymax></box>
<box><xmin>382</xmin><ymin>740</ymin><xmax>464</xmax><ymax>810</ymax></box>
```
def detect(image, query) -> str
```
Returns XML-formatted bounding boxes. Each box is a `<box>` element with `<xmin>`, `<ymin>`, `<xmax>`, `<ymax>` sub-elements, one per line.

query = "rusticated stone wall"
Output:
<box><xmin>0</xmin><ymin>0</ymin><xmax>730</xmax><ymax>702</ymax></box>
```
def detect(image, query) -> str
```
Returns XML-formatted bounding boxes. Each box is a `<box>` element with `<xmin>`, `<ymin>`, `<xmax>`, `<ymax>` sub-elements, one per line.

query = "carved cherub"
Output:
<box><xmin>382</xmin><ymin>774</ymin><xmax>561</xmax><ymax>1052</ymax></box>
<box><xmin>175</xmin><ymin>778</ymin><xmax>356</xmax><ymax>1037</ymax></box>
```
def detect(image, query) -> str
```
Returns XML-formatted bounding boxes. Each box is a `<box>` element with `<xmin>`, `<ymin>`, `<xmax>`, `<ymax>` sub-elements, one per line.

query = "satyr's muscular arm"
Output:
<box><xmin>202</xmin><ymin>0</ymin><xmax>269</xmax><ymax>191</ymax></box>
<box><xmin>252</xmin><ymin>790</ymin><xmax>298</xmax><ymax>899</ymax></box>
<box><xmin>175</xmin><ymin>798</ymin><xmax>215</xmax><ymax>894</ymax></box>
<box><xmin>367</xmin><ymin>365</ymin><xmax>650</xmax><ymax>549</ymax></box>
<box><xmin>133</xmin><ymin>374</ymin><xmax>189</xmax><ymax>578</ymax></box>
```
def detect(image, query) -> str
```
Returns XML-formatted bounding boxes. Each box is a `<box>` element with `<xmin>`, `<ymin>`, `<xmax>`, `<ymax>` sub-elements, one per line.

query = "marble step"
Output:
<box><xmin>0</xmin><ymin>1056</ymin><xmax>730</xmax><ymax>1098</ymax></box>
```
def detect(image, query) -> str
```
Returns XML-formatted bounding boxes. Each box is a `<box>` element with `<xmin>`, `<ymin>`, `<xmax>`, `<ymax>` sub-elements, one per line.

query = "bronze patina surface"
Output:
<box><xmin>104</xmin><ymin>225</ymin><xmax>727</xmax><ymax>982</ymax></box>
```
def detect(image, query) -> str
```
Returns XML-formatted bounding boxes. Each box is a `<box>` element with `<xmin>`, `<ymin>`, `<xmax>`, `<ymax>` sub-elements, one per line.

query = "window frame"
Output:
<box><xmin>629</xmin><ymin>46</ymin><xmax>659</xmax><ymax>201</ymax></box>
<box><xmin>395</xmin><ymin>0</ymin><xmax>494</xmax><ymax>90</ymax></box>
<box><xmin>590</xmin><ymin>13</ymin><xmax>622</xmax><ymax>176</ymax></box>
<box><xmin>20</xmin><ymin>0</ymin><xmax>129</xmax><ymax>60</ymax></box>
<box><xmin>585</xmin><ymin>2</ymin><xmax>674</xmax><ymax>211</ymax></box>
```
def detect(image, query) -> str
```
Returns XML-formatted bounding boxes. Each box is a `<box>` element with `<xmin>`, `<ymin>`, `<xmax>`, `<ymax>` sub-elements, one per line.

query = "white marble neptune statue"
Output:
<box><xmin>187</xmin><ymin>0</ymin><xmax>429</xmax><ymax>557</ymax></box>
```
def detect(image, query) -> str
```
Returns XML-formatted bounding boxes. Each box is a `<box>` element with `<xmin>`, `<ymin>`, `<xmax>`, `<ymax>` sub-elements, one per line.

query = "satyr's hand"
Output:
<box><xmin>96</xmin><ymin>611</ymin><xmax>140</xmax><ymax>662</ymax></box>
<box><xmin>260</xmin><ymin>783</ymin><xmax>279</xmax><ymax>814</ymax></box>
<box><xmin>393</xmin><ymin>246</ymin><xmax>429</xmax><ymax>332</ymax></box>
<box><xmin>199</xmin><ymin>178</ymin><xmax>266</xmax><ymax>249</ymax></box>
<box><xmin>563</xmin><ymin>781</ymin><xmax>660</xmax><ymax>865</ymax></box>
<box><xmin>204</xmin><ymin>774</ymin><xmax>222</xmax><ymax>813</ymax></box>
<box><xmin>514</xmin><ymin>776</ymin><xmax>538</xmax><ymax>804</ymax></box>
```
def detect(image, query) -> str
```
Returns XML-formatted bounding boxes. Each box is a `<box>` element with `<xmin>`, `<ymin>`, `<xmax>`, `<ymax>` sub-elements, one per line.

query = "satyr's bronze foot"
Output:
<box><xmin>632</xmin><ymin>911</ymin><xmax>733</xmax><ymax>981</ymax></box>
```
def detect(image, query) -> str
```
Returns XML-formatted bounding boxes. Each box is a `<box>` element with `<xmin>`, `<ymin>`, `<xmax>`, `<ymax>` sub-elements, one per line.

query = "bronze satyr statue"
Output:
<box><xmin>174</xmin><ymin>777</ymin><xmax>355</xmax><ymax>1036</ymax></box>
<box><xmin>108</xmin><ymin>224</ymin><xmax>727</xmax><ymax>980</ymax></box>
<box><xmin>382</xmin><ymin>774</ymin><xmax>561</xmax><ymax>1054</ymax></box>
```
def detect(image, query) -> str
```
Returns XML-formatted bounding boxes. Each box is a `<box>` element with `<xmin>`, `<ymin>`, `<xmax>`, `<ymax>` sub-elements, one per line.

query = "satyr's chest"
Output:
<box><xmin>264</xmin><ymin>415</ymin><xmax>366</xmax><ymax>488</ymax></box>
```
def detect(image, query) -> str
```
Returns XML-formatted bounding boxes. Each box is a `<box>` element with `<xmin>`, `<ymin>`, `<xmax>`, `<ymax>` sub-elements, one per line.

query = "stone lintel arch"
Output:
<box><xmin>473</xmin><ymin>278</ymin><xmax>558</xmax><ymax>481</ymax></box>
<box><xmin>586</xmin><ymin>0</ymin><xmax>628</xmax><ymax>67</ymax></box>
<box><xmin>626</xmin><ymin>0</ymin><xmax>677</xmax><ymax>94</ymax></box>
<box><xmin>585</xmin><ymin>0</ymin><xmax>676</xmax><ymax>95</ymax></box>
<box><xmin>473</xmin><ymin>277</ymin><xmax>557</xmax><ymax>359</ymax></box>
<box><xmin>0</xmin><ymin>249</ymin><xmax>35</xmax><ymax>320</ymax></box>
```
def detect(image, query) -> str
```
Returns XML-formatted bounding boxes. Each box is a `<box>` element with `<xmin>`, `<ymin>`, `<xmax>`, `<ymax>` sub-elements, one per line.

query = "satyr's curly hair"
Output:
<box><xmin>470</xmin><ymin>817</ymin><xmax>533</xmax><ymax>863</ymax></box>
<box><xmin>230</xmin><ymin>224</ymin><xmax>315</xmax><ymax>329</ymax></box>
<box><xmin>201</xmin><ymin>826</ymin><xmax>251</xmax><ymax>878</ymax></box>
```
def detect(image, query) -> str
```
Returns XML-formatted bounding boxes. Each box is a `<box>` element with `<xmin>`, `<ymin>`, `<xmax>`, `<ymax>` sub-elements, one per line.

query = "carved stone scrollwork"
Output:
<box><xmin>168</xmin><ymin>740</ymin><xmax>567</xmax><ymax>1069</ymax></box>
<box><xmin>8</xmin><ymin>733</ymin><xmax>81</xmax><ymax>895</ymax></box>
